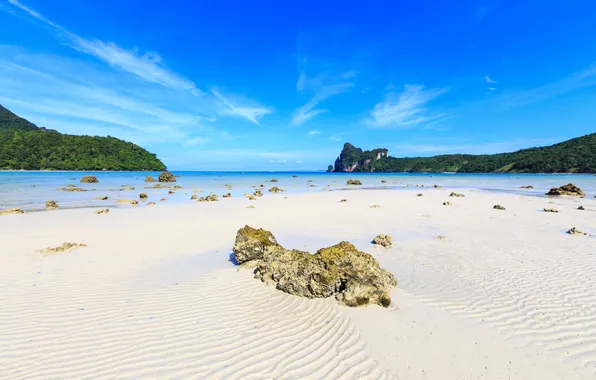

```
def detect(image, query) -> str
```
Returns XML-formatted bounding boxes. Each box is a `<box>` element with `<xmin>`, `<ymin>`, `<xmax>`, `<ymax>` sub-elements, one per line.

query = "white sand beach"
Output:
<box><xmin>1</xmin><ymin>188</ymin><xmax>596</xmax><ymax>379</ymax></box>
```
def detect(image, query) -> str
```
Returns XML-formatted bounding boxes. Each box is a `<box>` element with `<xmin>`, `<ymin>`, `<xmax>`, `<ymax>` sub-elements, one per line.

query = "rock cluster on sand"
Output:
<box><xmin>254</xmin><ymin>189</ymin><xmax>263</xmax><ymax>197</ymax></box>
<box><xmin>95</xmin><ymin>209</ymin><xmax>109</xmax><ymax>214</ymax></box>
<box><xmin>158</xmin><ymin>171</ymin><xmax>176</xmax><ymax>183</ymax></box>
<box><xmin>233</xmin><ymin>226</ymin><xmax>397</xmax><ymax>307</ymax></box>
<box><xmin>45</xmin><ymin>200</ymin><xmax>59</xmax><ymax>210</ymax></box>
<box><xmin>449</xmin><ymin>192</ymin><xmax>465</xmax><ymax>197</ymax></box>
<box><xmin>191</xmin><ymin>194</ymin><xmax>198</xmax><ymax>200</ymax></box>
<box><xmin>144</xmin><ymin>176</ymin><xmax>157</xmax><ymax>182</ymax></box>
<box><xmin>0</xmin><ymin>208</ymin><xmax>26</xmax><ymax>215</ymax></box>
<box><xmin>493</xmin><ymin>205</ymin><xmax>506</xmax><ymax>210</ymax></box>
<box><xmin>198</xmin><ymin>194</ymin><xmax>219</xmax><ymax>202</ymax></box>
<box><xmin>443</xmin><ymin>201</ymin><xmax>451</xmax><ymax>206</ymax></box>
<box><xmin>36</xmin><ymin>242</ymin><xmax>87</xmax><ymax>256</ymax></box>
<box><xmin>80</xmin><ymin>175</ymin><xmax>98</xmax><ymax>183</ymax></box>
<box><xmin>546</xmin><ymin>183</ymin><xmax>585</xmax><ymax>197</ymax></box>
<box><xmin>372</xmin><ymin>234</ymin><xmax>392</xmax><ymax>247</ymax></box>
<box><xmin>347</xmin><ymin>179</ymin><xmax>362</xmax><ymax>185</ymax></box>
<box><xmin>543</xmin><ymin>208</ymin><xmax>559</xmax><ymax>213</ymax></box>
<box><xmin>269</xmin><ymin>186</ymin><xmax>283</xmax><ymax>193</ymax></box>
<box><xmin>58</xmin><ymin>185</ymin><xmax>86</xmax><ymax>192</ymax></box>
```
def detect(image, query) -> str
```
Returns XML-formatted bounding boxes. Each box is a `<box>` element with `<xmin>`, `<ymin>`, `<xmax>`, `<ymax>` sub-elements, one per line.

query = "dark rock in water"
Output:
<box><xmin>269</xmin><ymin>186</ymin><xmax>283</xmax><ymax>193</ymax></box>
<box><xmin>292</xmin><ymin>175</ymin><xmax>298</xmax><ymax>178</ymax></box>
<box><xmin>381</xmin><ymin>180</ymin><xmax>387</xmax><ymax>183</ymax></box>
<box><xmin>543</xmin><ymin>208</ymin><xmax>558</xmax><ymax>213</ymax></box>
<box><xmin>144</xmin><ymin>176</ymin><xmax>157</xmax><ymax>182</ymax></box>
<box><xmin>254</xmin><ymin>189</ymin><xmax>263</xmax><ymax>197</ymax></box>
<box><xmin>80</xmin><ymin>175</ymin><xmax>98</xmax><ymax>183</ymax></box>
<box><xmin>578</xmin><ymin>206</ymin><xmax>585</xmax><ymax>210</ymax></box>
<box><xmin>232</xmin><ymin>226</ymin><xmax>397</xmax><ymax>307</ymax></box>
<box><xmin>94</xmin><ymin>196</ymin><xmax>108</xmax><ymax>200</ymax></box>
<box><xmin>223</xmin><ymin>193</ymin><xmax>231</xmax><ymax>198</ymax></box>
<box><xmin>449</xmin><ymin>192</ymin><xmax>465</xmax><ymax>197</ymax></box>
<box><xmin>173</xmin><ymin>185</ymin><xmax>182</xmax><ymax>189</ymax></box>
<box><xmin>493</xmin><ymin>204</ymin><xmax>506</xmax><ymax>210</ymax></box>
<box><xmin>270</xmin><ymin>179</ymin><xmax>279</xmax><ymax>183</ymax></box>
<box><xmin>191</xmin><ymin>194</ymin><xmax>198</xmax><ymax>200</ymax></box>
<box><xmin>372</xmin><ymin>234</ymin><xmax>392</xmax><ymax>247</ymax></box>
<box><xmin>45</xmin><ymin>200</ymin><xmax>59</xmax><ymax>210</ymax></box>
<box><xmin>347</xmin><ymin>179</ymin><xmax>362</xmax><ymax>185</ymax></box>
<box><xmin>120</xmin><ymin>186</ymin><xmax>135</xmax><ymax>191</ymax></box>
<box><xmin>546</xmin><ymin>183</ymin><xmax>585</xmax><ymax>197</ymax></box>
<box><xmin>168</xmin><ymin>190</ymin><xmax>175</xmax><ymax>194</ymax></box>
<box><xmin>519</xmin><ymin>185</ymin><xmax>534</xmax><ymax>189</ymax></box>
<box><xmin>158</xmin><ymin>171</ymin><xmax>176</xmax><ymax>183</ymax></box>
<box><xmin>0</xmin><ymin>208</ymin><xmax>26</xmax><ymax>215</ymax></box>
<box><xmin>139</xmin><ymin>193</ymin><xmax>148</xmax><ymax>200</ymax></box>
<box><xmin>434</xmin><ymin>184</ymin><xmax>441</xmax><ymax>188</ymax></box>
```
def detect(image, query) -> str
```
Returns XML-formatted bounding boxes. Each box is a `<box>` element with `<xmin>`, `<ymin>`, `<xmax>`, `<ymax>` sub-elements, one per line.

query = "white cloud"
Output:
<box><xmin>307</xmin><ymin>130</ymin><xmax>321</xmax><ymax>136</ymax></box>
<box><xmin>210</xmin><ymin>87</ymin><xmax>273</xmax><ymax>125</ymax></box>
<box><xmin>291</xmin><ymin>63</ymin><xmax>355</xmax><ymax>126</ymax></box>
<box><xmin>292</xmin><ymin>82</ymin><xmax>353</xmax><ymax>126</ymax></box>
<box><xmin>184</xmin><ymin>137</ymin><xmax>210</xmax><ymax>146</ymax></box>
<box><xmin>7</xmin><ymin>0</ymin><xmax>200</xmax><ymax>95</ymax></box>
<box><xmin>268</xmin><ymin>159</ymin><xmax>287</xmax><ymax>164</ymax></box>
<box><xmin>485</xmin><ymin>75</ymin><xmax>497</xmax><ymax>84</ymax></box>
<box><xmin>368</xmin><ymin>84</ymin><xmax>448</xmax><ymax>128</ymax></box>
<box><xmin>329</xmin><ymin>136</ymin><xmax>342</xmax><ymax>141</ymax></box>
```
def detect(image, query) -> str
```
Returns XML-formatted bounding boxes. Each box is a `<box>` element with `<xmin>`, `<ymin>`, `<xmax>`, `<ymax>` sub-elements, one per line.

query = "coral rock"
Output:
<box><xmin>158</xmin><ymin>171</ymin><xmax>176</xmax><ymax>183</ymax></box>
<box><xmin>372</xmin><ymin>234</ymin><xmax>392</xmax><ymax>247</ymax></box>
<box><xmin>144</xmin><ymin>176</ymin><xmax>157</xmax><ymax>182</ymax></box>
<box><xmin>546</xmin><ymin>183</ymin><xmax>585</xmax><ymax>197</ymax></box>
<box><xmin>45</xmin><ymin>200</ymin><xmax>59</xmax><ymax>210</ymax></box>
<box><xmin>80</xmin><ymin>175</ymin><xmax>98</xmax><ymax>183</ymax></box>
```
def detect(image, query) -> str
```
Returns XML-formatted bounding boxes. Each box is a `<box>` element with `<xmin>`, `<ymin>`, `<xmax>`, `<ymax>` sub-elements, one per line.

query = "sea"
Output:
<box><xmin>0</xmin><ymin>171</ymin><xmax>595</xmax><ymax>211</ymax></box>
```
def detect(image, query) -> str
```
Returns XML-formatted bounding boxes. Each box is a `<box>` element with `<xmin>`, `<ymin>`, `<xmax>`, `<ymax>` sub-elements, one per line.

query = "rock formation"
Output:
<box><xmin>347</xmin><ymin>179</ymin><xmax>362</xmax><ymax>185</ymax></box>
<box><xmin>198</xmin><ymin>194</ymin><xmax>219</xmax><ymax>202</ymax></box>
<box><xmin>546</xmin><ymin>183</ymin><xmax>585</xmax><ymax>197</ymax></box>
<box><xmin>158</xmin><ymin>171</ymin><xmax>176</xmax><ymax>183</ymax></box>
<box><xmin>80</xmin><ymin>175</ymin><xmax>98</xmax><ymax>183</ymax></box>
<box><xmin>0</xmin><ymin>208</ymin><xmax>26</xmax><ymax>215</ymax></box>
<box><xmin>372</xmin><ymin>234</ymin><xmax>392</xmax><ymax>247</ymax></box>
<box><xmin>144</xmin><ymin>176</ymin><xmax>157</xmax><ymax>182</ymax></box>
<box><xmin>232</xmin><ymin>226</ymin><xmax>397</xmax><ymax>307</ymax></box>
<box><xmin>269</xmin><ymin>186</ymin><xmax>283</xmax><ymax>193</ymax></box>
<box><xmin>36</xmin><ymin>242</ymin><xmax>86</xmax><ymax>256</ymax></box>
<box><xmin>45</xmin><ymin>200</ymin><xmax>59</xmax><ymax>210</ymax></box>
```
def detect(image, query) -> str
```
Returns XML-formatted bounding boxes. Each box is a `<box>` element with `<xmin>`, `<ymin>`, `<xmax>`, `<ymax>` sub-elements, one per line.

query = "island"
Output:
<box><xmin>330</xmin><ymin>135</ymin><xmax>596</xmax><ymax>173</ymax></box>
<box><xmin>0</xmin><ymin>104</ymin><xmax>167</xmax><ymax>171</ymax></box>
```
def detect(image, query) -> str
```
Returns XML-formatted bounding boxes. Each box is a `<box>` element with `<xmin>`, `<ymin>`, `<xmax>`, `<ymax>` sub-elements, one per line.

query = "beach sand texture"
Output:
<box><xmin>1</xmin><ymin>189</ymin><xmax>596</xmax><ymax>379</ymax></box>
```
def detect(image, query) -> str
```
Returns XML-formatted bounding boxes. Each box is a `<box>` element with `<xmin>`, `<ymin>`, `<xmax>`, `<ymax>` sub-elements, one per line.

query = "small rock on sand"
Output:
<box><xmin>45</xmin><ymin>200</ymin><xmax>59</xmax><ymax>210</ymax></box>
<box><xmin>519</xmin><ymin>185</ymin><xmax>534</xmax><ymax>189</ymax></box>
<box><xmin>493</xmin><ymin>205</ymin><xmax>506</xmax><ymax>210</ymax></box>
<box><xmin>139</xmin><ymin>193</ymin><xmax>148</xmax><ymax>200</ymax></box>
<box><xmin>567</xmin><ymin>227</ymin><xmax>586</xmax><ymax>236</ymax></box>
<box><xmin>0</xmin><ymin>208</ymin><xmax>26</xmax><ymax>215</ymax></box>
<box><xmin>369</xmin><ymin>204</ymin><xmax>380</xmax><ymax>208</ymax></box>
<box><xmin>223</xmin><ymin>193</ymin><xmax>231</xmax><ymax>198</ymax></box>
<box><xmin>443</xmin><ymin>201</ymin><xmax>451</xmax><ymax>206</ymax></box>
<box><xmin>269</xmin><ymin>186</ymin><xmax>283</xmax><ymax>193</ymax></box>
<box><xmin>543</xmin><ymin>208</ymin><xmax>559</xmax><ymax>213</ymax></box>
<box><xmin>36</xmin><ymin>242</ymin><xmax>87</xmax><ymax>256</ymax></box>
<box><xmin>578</xmin><ymin>206</ymin><xmax>585</xmax><ymax>210</ymax></box>
<box><xmin>147</xmin><ymin>202</ymin><xmax>156</xmax><ymax>206</ymax></box>
<box><xmin>449</xmin><ymin>192</ymin><xmax>465</xmax><ymax>197</ymax></box>
<box><xmin>546</xmin><ymin>183</ymin><xmax>585</xmax><ymax>197</ymax></box>
<box><xmin>94</xmin><ymin>196</ymin><xmax>108</xmax><ymax>201</ymax></box>
<box><xmin>340</xmin><ymin>199</ymin><xmax>348</xmax><ymax>203</ymax></box>
<box><xmin>347</xmin><ymin>179</ymin><xmax>362</xmax><ymax>185</ymax></box>
<box><xmin>95</xmin><ymin>209</ymin><xmax>109</xmax><ymax>214</ymax></box>
<box><xmin>372</xmin><ymin>234</ymin><xmax>392</xmax><ymax>247</ymax></box>
<box><xmin>417</xmin><ymin>193</ymin><xmax>423</xmax><ymax>197</ymax></box>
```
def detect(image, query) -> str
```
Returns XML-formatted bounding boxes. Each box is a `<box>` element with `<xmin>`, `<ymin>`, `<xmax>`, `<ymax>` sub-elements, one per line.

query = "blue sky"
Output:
<box><xmin>1</xmin><ymin>0</ymin><xmax>595</xmax><ymax>170</ymax></box>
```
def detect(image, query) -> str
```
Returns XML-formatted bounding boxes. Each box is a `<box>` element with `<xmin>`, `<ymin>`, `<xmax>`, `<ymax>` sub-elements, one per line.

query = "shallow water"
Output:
<box><xmin>0</xmin><ymin>171</ymin><xmax>594</xmax><ymax>211</ymax></box>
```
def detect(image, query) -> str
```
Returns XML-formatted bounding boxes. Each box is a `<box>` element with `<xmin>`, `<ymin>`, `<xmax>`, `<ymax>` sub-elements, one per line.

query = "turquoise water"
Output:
<box><xmin>0</xmin><ymin>171</ymin><xmax>595</xmax><ymax>211</ymax></box>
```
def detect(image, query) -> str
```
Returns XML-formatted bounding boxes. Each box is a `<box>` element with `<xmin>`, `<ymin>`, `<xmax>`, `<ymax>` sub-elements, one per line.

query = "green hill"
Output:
<box><xmin>0</xmin><ymin>105</ymin><xmax>167</xmax><ymax>171</ymax></box>
<box><xmin>332</xmin><ymin>135</ymin><xmax>596</xmax><ymax>173</ymax></box>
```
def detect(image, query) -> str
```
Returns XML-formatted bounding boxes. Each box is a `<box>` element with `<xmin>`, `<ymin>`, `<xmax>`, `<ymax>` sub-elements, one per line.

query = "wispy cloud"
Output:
<box><xmin>7</xmin><ymin>0</ymin><xmax>200</xmax><ymax>95</ymax></box>
<box><xmin>498</xmin><ymin>64</ymin><xmax>596</xmax><ymax>108</ymax></box>
<box><xmin>291</xmin><ymin>61</ymin><xmax>355</xmax><ymax>126</ymax></box>
<box><xmin>485</xmin><ymin>75</ymin><xmax>497</xmax><ymax>84</ymax></box>
<box><xmin>367</xmin><ymin>84</ymin><xmax>448</xmax><ymax>128</ymax></box>
<box><xmin>308</xmin><ymin>130</ymin><xmax>321</xmax><ymax>136</ymax></box>
<box><xmin>210</xmin><ymin>87</ymin><xmax>273</xmax><ymax>125</ymax></box>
